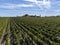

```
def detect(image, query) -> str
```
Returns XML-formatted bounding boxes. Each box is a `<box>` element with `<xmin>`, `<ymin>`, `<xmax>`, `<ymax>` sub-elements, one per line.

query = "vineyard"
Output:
<box><xmin>0</xmin><ymin>17</ymin><xmax>60</xmax><ymax>45</ymax></box>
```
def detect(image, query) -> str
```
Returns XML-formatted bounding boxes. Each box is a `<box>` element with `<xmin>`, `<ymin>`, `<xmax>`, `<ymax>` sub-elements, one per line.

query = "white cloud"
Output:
<box><xmin>0</xmin><ymin>0</ymin><xmax>51</xmax><ymax>9</ymax></box>
<box><xmin>0</xmin><ymin>3</ymin><xmax>34</xmax><ymax>9</ymax></box>
<box><xmin>24</xmin><ymin>0</ymin><xmax>51</xmax><ymax>9</ymax></box>
<box><xmin>25</xmin><ymin>0</ymin><xmax>36</xmax><ymax>2</ymax></box>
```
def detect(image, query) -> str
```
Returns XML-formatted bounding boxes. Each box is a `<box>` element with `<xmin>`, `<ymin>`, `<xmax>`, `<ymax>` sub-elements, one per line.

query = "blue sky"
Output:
<box><xmin>0</xmin><ymin>0</ymin><xmax>60</xmax><ymax>17</ymax></box>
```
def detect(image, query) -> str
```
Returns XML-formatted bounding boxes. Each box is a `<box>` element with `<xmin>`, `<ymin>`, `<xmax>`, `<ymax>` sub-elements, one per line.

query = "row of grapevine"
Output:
<box><xmin>11</xmin><ymin>17</ymin><xmax>60</xmax><ymax>45</ymax></box>
<box><xmin>0</xmin><ymin>17</ymin><xmax>60</xmax><ymax>45</ymax></box>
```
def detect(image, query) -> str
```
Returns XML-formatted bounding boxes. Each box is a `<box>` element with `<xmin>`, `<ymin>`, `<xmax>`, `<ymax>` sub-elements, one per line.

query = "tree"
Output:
<box><xmin>24</xmin><ymin>14</ymin><xmax>29</xmax><ymax>17</ymax></box>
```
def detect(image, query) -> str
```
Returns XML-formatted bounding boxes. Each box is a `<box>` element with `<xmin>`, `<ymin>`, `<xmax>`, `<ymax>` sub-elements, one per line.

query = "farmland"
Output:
<box><xmin>0</xmin><ymin>17</ymin><xmax>60</xmax><ymax>45</ymax></box>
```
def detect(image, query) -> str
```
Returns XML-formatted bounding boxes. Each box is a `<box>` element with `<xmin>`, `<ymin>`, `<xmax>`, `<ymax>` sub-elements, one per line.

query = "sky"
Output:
<box><xmin>0</xmin><ymin>0</ymin><xmax>60</xmax><ymax>17</ymax></box>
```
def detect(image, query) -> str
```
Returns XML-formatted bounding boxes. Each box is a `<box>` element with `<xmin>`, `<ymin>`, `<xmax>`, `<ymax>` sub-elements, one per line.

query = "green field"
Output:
<box><xmin>0</xmin><ymin>17</ymin><xmax>60</xmax><ymax>45</ymax></box>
